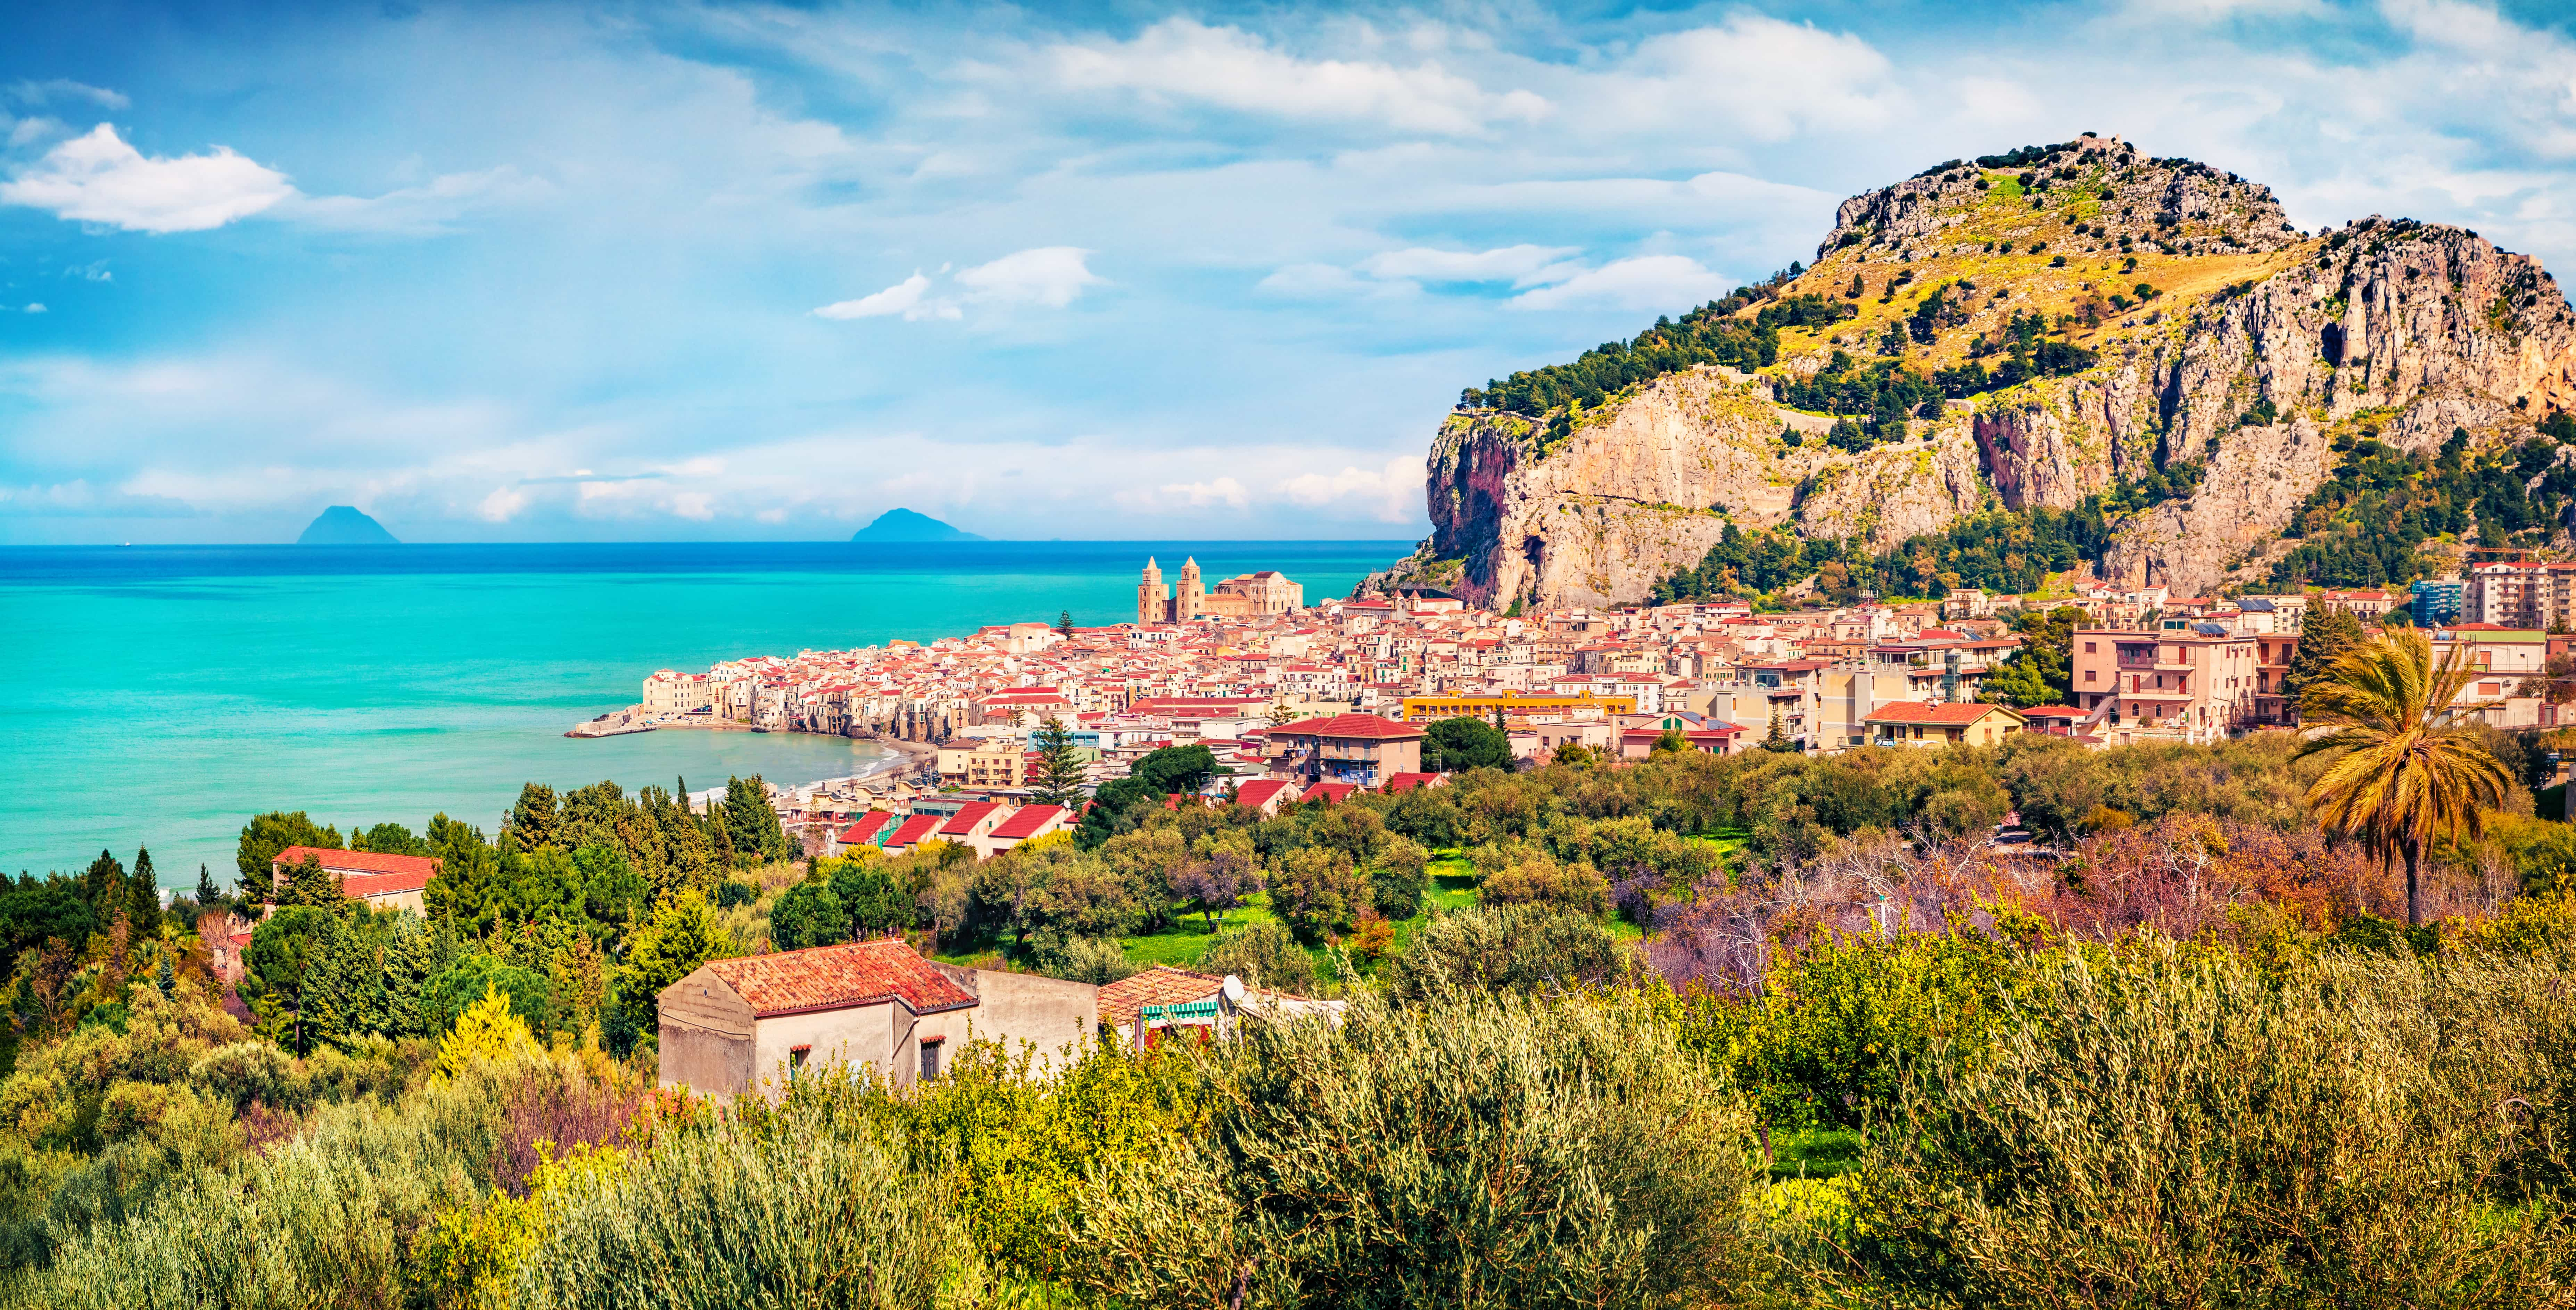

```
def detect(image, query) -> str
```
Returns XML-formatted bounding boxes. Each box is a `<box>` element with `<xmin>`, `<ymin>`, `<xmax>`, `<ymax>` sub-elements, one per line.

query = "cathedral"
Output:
<box><xmin>1137</xmin><ymin>557</ymin><xmax>1305</xmax><ymax>625</ymax></box>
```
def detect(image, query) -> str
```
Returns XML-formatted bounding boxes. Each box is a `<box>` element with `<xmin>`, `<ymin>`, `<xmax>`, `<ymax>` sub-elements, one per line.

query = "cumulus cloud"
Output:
<box><xmin>955</xmin><ymin>246</ymin><xmax>1103</xmax><ymax>307</ymax></box>
<box><xmin>1282</xmin><ymin>456</ymin><xmax>1422</xmax><ymax>522</ymax></box>
<box><xmin>476</xmin><ymin>486</ymin><xmax>527</xmax><ymax>522</ymax></box>
<box><xmin>1508</xmin><ymin>255</ymin><xmax>1738</xmax><ymax>311</ymax></box>
<box><xmin>815</xmin><ymin>249</ymin><xmax>1101</xmax><ymax>322</ymax></box>
<box><xmin>814</xmin><ymin>272</ymin><xmax>953</xmax><ymax>320</ymax></box>
<box><xmin>1050</xmin><ymin>18</ymin><xmax>1548</xmax><ymax>136</ymax></box>
<box><xmin>0</xmin><ymin>123</ymin><xmax>294</xmax><ymax>232</ymax></box>
<box><xmin>1357</xmin><ymin>244</ymin><xmax>1582</xmax><ymax>285</ymax></box>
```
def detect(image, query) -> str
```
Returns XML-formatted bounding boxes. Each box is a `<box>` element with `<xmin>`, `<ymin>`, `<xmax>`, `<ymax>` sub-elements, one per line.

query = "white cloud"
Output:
<box><xmin>1255</xmin><ymin>261</ymin><xmax>1421</xmax><ymax>301</ymax></box>
<box><xmin>476</xmin><ymin>486</ymin><xmax>527</xmax><ymax>522</ymax></box>
<box><xmin>0</xmin><ymin>123</ymin><xmax>294</xmax><ymax>232</ymax></box>
<box><xmin>1357</xmin><ymin>244</ymin><xmax>1583</xmax><ymax>285</ymax></box>
<box><xmin>1050</xmin><ymin>18</ymin><xmax>1549</xmax><ymax>136</ymax></box>
<box><xmin>1583</xmin><ymin>16</ymin><xmax>1899</xmax><ymax>143</ymax></box>
<box><xmin>671</xmin><ymin>492</ymin><xmax>715</xmax><ymax>520</ymax></box>
<box><xmin>278</xmin><ymin>165</ymin><xmax>551</xmax><ymax>234</ymax></box>
<box><xmin>955</xmin><ymin>246</ymin><xmax>1103</xmax><ymax>307</ymax></box>
<box><xmin>1149</xmin><ymin>477</ymin><xmax>1249</xmax><ymax>509</ymax></box>
<box><xmin>22</xmin><ymin>304</ymin><xmax>42</xmax><ymax>314</ymax></box>
<box><xmin>814</xmin><ymin>272</ymin><xmax>956</xmax><ymax>321</ymax></box>
<box><xmin>1508</xmin><ymin>255</ymin><xmax>1737</xmax><ymax>311</ymax></box>
<box><xmin>1282</xmin><ymin>456</ymin><xmax>1422</xmax><ymax>522</ymax></box>
<box><xmin>6</xmin><ymin>80</ymin><xmax>129</xmax><ymax>110</ymax></box>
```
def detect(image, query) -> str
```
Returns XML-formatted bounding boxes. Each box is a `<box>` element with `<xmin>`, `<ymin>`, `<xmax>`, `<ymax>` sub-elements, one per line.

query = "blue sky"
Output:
<box><xmin>2</xmin><ymin>0</ymin><xmax>2574</xmax><ymax>543</ymax></box>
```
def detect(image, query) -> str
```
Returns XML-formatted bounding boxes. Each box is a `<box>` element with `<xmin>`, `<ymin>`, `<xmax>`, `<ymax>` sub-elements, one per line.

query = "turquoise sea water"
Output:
<box><xmin>0</xmin><ymin>541</ymin><xmax>1405</xmax><ymax>886</ymax></box>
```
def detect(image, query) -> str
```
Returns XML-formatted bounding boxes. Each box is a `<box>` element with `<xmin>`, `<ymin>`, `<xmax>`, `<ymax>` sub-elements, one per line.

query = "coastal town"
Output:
<box><xmin>574</xmin><ymin>556</ymin><xmax>2576</xmax><ymax>849</ymax></box>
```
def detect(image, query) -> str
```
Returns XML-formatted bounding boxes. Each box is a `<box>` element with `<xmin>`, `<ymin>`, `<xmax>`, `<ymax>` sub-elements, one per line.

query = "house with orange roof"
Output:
<box><xmin>878</xmin><ymin>812</ymin><xmax>947</xmax><ymax>854</ymax></box>
<box><xmin>983</xmin><ymin>804</ymin><xmax>1068</xmax><ymax>856</ymax></box>
<box><xmin>1233</xmin><ymin>777</ymin><xmax>1299</xmax><ymax>816</ymax></box>
<box><xmin>657</xmin><ymin>938</ymin><xmax>1099</xmax><ymax>1098</ymax></box>
<box><xmin>1861</xmin><ymin>701</ymin><xmax>2027</xmax><ymax>747</ymax></box>
<box><xmin>269</xmin><ymin>846</ymin><xmax>439</xmax><ymax>914</ymax></box>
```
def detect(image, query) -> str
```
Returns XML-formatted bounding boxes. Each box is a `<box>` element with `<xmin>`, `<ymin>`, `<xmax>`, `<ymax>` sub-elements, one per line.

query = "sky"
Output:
<box><xmin>3</xmin><ymin>0</ymin><xmax>2575</xmax><ymax>543</ymax></box>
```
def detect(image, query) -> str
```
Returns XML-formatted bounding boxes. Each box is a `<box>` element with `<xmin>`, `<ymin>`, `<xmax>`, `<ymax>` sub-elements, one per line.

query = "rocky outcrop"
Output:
<box><xmin>1378</xmin><ymin>137</ymin><xmax>2576</xmax><ymax>606</ymax></box>
<box><xmin>1404</xmin><ymin>371</ymin><xmax>1986</xmax><ymax>608</ymax></box>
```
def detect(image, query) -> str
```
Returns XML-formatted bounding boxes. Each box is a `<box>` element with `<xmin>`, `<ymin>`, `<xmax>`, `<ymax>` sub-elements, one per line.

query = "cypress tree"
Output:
<box><xmin>129</xmin><ymin>847</ymin><xmax>161</xmax><ymax>933</ymax></box>
<box><xmin>195</xmin><ymin>863</ymin><xmax>220</xmax><ymax>911</ymax></box>
<box><xmin>2286</xmin><ymin>605</ymin><xmax>2368</xmax><ymax>700</ymax></box>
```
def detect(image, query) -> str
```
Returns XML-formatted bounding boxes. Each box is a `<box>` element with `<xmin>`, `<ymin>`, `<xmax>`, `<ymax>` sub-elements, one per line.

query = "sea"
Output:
<box><xmin>0</xmin><ymin>541</ymin><xmax>1408</xmax><ymax>887</ymax></box>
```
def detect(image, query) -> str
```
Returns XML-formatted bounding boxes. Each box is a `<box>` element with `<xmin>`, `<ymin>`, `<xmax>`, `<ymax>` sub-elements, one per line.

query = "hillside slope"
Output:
<box><xmin>1373</xmin><ymin>134</ymin><xmax>2576</xmax><ymax>607</ymax></box>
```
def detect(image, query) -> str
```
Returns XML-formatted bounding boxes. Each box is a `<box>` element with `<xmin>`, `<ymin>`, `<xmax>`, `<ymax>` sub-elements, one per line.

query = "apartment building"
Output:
<box><xmin>2467</xmin><ymin>563</ymin><xmax>2576</xmax><ymax>629</ymax></box>
<box><xmin>2069</xmin><ymin>624</ymin><xmax>2270</xmax><ymax>741</ymax></box>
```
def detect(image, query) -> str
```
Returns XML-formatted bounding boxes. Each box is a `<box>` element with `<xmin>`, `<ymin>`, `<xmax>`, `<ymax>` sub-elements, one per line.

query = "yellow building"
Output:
<box><xmin>1396</xmin><ymin>693</ymin><xmax>1636</xmax><ymax>723</ymax></box>
<box><xmin>935</xmin><ymin>738</ymin><xmax>1030</xmax><ymax>788</ymax></box>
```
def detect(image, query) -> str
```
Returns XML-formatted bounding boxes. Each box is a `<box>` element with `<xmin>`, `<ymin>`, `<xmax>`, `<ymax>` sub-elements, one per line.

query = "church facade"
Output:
<box><xmin>1137</xmin><ymin>557</ymin><xmax>1305</xmax><ymax>625</ymax></box>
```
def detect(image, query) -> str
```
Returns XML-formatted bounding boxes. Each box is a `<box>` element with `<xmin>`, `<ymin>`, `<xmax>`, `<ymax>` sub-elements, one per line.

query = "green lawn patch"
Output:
<box><xmin>1766</xmin><ymin>1128</ymin><xmax>1865</xmax><ymax>1182</ymax></box>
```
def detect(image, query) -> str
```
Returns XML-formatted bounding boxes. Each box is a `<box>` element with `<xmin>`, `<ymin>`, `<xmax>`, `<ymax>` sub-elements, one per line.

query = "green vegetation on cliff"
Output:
<box><xmin>2267</xmin><ymin>425</ymin><xmax>2576</xmax><ymax>589</ymax></box>
<box><xmin>1458</xmin><ymin>269</ymin><xmax>1848</xmax><ymax>415</ymax></box>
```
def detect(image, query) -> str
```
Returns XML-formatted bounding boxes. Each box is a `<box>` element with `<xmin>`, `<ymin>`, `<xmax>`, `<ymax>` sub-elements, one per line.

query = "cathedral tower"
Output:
<box><xmin>1178</xmin><ymin>556</ymin><xmax>1204</xmax><ymax>622</ymax></box>
<box><xmin>1138</xmin><ymin>557</ymin><xmax>1167</xmax><ymax>626</ymax></box>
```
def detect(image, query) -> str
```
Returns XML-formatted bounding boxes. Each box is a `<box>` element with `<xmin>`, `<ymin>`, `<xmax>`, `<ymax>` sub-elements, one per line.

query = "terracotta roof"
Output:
<box><xmin>272</xmin><ymin>846</ymin><xmax>439</xmax><ymax>879</ymax></box>
<box><xmin>940</xmin><ymin>801</ymin><xmax>1002</xmax><ymax>836</ymax></box>
<box><xmin>1299</xmin><ymin>781</ymin><xmax>1358</xmax><ymax>805</ymax></box>
<box><xmin>1863</xmin><ymin>701</ymin><xmax>2025</xmax><ymax>726</ymax></box>
<box><xmin>1097</xmin><ymin>966</ymin><xmax>1225</xmax><ymax>1029</ymax></box>
<box><xmin>342</xmin><ymin>870</ymin><xmax>435</xmax><ymax>897</ymax></box>
<box><xmin>1380</xmin><ymin>772</ymin><xmax>1446</xmax><ymax>792</ymax></box>
<box><xmin>882</xmin><ymin>813</ymin><xmax>945</xmax><ymax>847</ymax></box>
<box><xmin>990</xmin><ymin>805</ymin><xmax>1067</xmax><ymax>840</ymax></box>
<box><xmin>1270</xmin><ymin>712</ymin><xmax>1425</xmax><ymax>740</ymax></box>
<box><xmin>700</xmin><ymin>939</ymin><xmax>975</xmax><ymax>1018</ymax></box>
<box><xmin>839</xmin><ymin>812</ymin><xmax>897</xmax><ymax>844</ymax></box>
<box><xmin>1235</xmin><ymin>778</ymin><xmax>1296</xmax><ymax>809</ymax></box>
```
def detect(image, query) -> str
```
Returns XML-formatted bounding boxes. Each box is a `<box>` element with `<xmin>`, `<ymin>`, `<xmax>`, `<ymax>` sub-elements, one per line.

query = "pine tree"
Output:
<box><xmin>82</xmin><ymin>850</ymin><xmax>125</xmax><ymax>925</ymax></box>
<box><xmin>721</xmin><ymin>776</ymin><xmax>789</xmax><ymax>867</ymax></box>
<box><xmin>129</xmin><ymin>847</ymin><xmax>161</xmax><ymax>933</ymax></box>
<box><xmin>195</xmin><ymin>863</ymin><xmax>220</xmax><ymax>912</ymax></box>
<box><xmin>1763</xmin><ymin>707</ymin><xmax>1797</xmax><ymax>753</ymax></box>
<box><xmin>155</xmin><ymin>952</ymin><xmax>175</xmax><ymax>996</ymax></box>
<box><xmin>2287</xmin><ymin>605</ymin><xmax>2368</xmax><ymax>701</ymax></box>
<box><xmin>1057</xmin><ymin>609</ymin><xmax>1075</xmax><ymax>636</ymax></box>
<box><xmin>1029</xmin><ymin>716</ymin><xmax>1091</xmax><ymax>807</ymax></box>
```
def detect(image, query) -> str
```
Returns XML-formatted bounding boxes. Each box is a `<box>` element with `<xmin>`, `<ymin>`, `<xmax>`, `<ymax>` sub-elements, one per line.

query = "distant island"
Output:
<box><xmin>852</xmin><ymin>508</ymin><xmax>983</xmax><ymax>542</ymax></box>
<box><xmin>296</xmin><ymin>506</ymin><xmax>399</xmax><ymax>545</ymax></box>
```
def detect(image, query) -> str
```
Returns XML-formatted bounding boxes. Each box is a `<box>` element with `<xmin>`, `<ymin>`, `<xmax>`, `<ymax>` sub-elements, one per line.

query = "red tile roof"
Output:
<box><xmin>838</xmin><ymin>812</ymin><xmax>897</xmax><ymax>845</ymax></box>
<box><xmin>702</xmin><ymin>939</ymin><xmax>975</xmax><ymax>1018</ymax></box>
<box><xmin>1235</xmin><ymin>778</ymin><xmax>1296</xmax><ymax>809</ymax></box>
<box><xmin>1380</xmin><ymin>772</ymin><xmax>1446</xmax><ymax>792</ymax></box>
<box><xmin>272</xmin><ymin>846</ymin><xmax>438</xmax><ymax>879</ymax></box>
<box><xmin>1270</xmin><ymin>712</ymin><xmax>1424</xmax><ymax>740</ymax></box>
<box><xmin>1097</xmin><ymin>966</ymin><xmax>1224</xmax><ymax>1029</ymax></box>
<box><xmin>1863</xmin><ymin>701</ymin><xmax>2025</xmax><ymax>726</ymax></box>
<box><xmin>990</xmin><ymin>805</ymin><xmax>1067</xmax><ymax>840</ymax></box>
<box><xmin>1299</xmin><ymin>781</ymin><xmax>1357</xmax><ymax>805</ymax></box>
<box><xmin>881</xmin><ymin>813</ymin><xmax>945</xmax><ymax>848</ymax></box>
<box><xmin>342</xmin><ymin>870</ymin><xmax>435</xmax><ymax>898</ymax></box>
<box><xmin>939</xmin><ymin>801</ymin><xmax>1002</xmax><ymax>836</ymax></box>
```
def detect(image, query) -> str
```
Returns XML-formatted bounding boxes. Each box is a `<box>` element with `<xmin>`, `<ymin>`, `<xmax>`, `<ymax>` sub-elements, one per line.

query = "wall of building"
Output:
<box><xmin>658</xmin><ymin>967</ymin><xmax>758</xmax><ymax>1096</ymax></box>
<box><xmin>938</xmin><ymin>967</ymin><xmax>1101</xmax><ymax>1075</ymax></box>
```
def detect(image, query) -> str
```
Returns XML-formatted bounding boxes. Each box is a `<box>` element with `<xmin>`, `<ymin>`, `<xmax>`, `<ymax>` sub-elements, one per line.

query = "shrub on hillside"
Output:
<box><xmin>1046</xmin><ymin>991</ymin><xmax>1765</xmax><ymax>1310</ymax></box>
<box><xmin>1380</xmin><ymin>904</ymin><xmax>1625</xmax><ymax>1002</ymax></box>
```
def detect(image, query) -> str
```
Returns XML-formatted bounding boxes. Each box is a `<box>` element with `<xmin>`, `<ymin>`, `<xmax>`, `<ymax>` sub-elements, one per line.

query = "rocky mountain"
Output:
<box><xmin>1371</xmin><ymin>134</ymin><xmax>2576</xmax><ymax>608</ymax></box>
<box><xmin>853</xmin><ymin>508</ymin><xmax>984</xmax><ymax>542</ymax></box>
<box><xmin>296</xmin><ymin>505</ymin><xmax>398</xmax><ymax>545</ymax></box>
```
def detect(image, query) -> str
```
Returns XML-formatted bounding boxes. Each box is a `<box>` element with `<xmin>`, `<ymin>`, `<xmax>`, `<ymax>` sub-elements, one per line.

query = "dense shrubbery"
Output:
<box><xmin>12</xmin><ymin>731</ymin><xmax>2576</xmax><ymax>1303</ymax></box>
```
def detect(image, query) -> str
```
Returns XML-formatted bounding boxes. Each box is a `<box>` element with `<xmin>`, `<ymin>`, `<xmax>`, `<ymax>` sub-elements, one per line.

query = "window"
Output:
<box><xmin>920</xmin><ymin>1037</ymin><xmax>944</xmax><ymax>1080</ymax></box>
<box><xmin>2084</xmin><ymin>642</ymin><xmax>2097</xmax><ymax>653</ymax></box>
<box><xmin>789</xmin><ymin>1045</ymin><xmax>811</xmax><ymax>1071</ymax></box>
<box><xmin>2084</xmin><ymin>669</ymin><xmax>2096</xmax><ymax>682</ymax></box>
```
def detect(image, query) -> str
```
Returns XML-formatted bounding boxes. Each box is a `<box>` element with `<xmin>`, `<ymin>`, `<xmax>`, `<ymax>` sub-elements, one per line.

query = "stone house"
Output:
<box><xmin>657</xmin><ymin>938</ymin><xmax>1099</xmax><ymax>1098</ymax></box>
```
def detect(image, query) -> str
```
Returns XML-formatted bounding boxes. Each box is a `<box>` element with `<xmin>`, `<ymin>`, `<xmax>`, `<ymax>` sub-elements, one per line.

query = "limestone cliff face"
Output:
<box><xmin>1415</xmin><ymin>371</ymin><xmax>1985</xmax><ymax>608</ymax></box>
<box><xmin>1378</xmin><ymin>134</ymin><xmax>2576</xmax><ymax>606</ymax></box>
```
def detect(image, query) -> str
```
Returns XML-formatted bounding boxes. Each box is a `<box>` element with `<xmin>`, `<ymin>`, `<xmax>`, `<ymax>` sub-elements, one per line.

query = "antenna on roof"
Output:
<box><xmin>1222</xmin><ymin>974</ymin><xmax>1246</xmax><ymax>1004</ymax></box>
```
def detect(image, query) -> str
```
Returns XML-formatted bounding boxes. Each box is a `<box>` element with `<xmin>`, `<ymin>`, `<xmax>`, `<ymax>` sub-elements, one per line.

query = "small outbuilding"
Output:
<box><xmin>657</xmin><ymin>938</ymin><xmax>1099</xmax><ymax>1098</ymax></box>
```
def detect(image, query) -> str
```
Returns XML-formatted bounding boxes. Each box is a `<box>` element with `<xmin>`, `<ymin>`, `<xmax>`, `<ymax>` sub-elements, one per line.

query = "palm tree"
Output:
<box><xmin>2296</xmin><ymin>629</ymin><xmax>2512</xmax><ymax>926</ymax></box>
